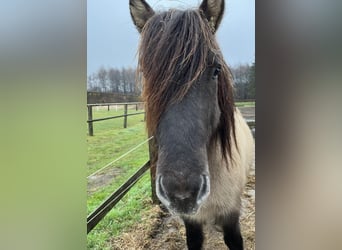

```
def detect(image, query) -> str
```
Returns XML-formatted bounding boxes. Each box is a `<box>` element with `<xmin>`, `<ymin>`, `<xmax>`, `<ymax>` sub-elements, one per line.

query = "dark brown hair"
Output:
<box><xmin>137</xmin><ymin>9</ymin><xmax>236</xmax><ymax>160</ymax></box>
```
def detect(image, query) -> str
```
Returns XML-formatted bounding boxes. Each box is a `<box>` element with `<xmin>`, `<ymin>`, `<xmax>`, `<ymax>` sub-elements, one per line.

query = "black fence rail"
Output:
<box><xmin>87</xmin><ymin>161</ymin><xmax>151</xmax><ymax>233</ymax></box>
<box><xmin>87</xmin><ymin>102</ymin><xmax>145</xmax><ymax>136</ymax></box>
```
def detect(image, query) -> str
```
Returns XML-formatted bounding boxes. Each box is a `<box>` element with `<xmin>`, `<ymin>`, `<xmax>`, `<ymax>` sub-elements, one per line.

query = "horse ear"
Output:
<box><xmin>200</xmin><ymin>0</ymin><xmax>225</xmax><ymax>32</ymax></box>
<box><xmin>129</xmin><ymin>0</ymin><xmax>155</xmax><ymax>33</ymax></box>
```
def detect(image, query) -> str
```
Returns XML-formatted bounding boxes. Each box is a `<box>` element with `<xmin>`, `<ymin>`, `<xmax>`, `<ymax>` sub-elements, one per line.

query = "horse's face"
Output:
<box><xmin>155</xmin><ymin>63</ymin><xmax>222</xmax><ymax>214</ymax></box>
<box><xmin>130</xmin><ymin>0</ymin><xmax>227</xmax><ymax>215</ymax></box>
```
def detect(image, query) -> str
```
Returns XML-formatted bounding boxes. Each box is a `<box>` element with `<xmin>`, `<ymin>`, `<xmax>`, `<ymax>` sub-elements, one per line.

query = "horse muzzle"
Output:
<box><xmin>156</xmin><ymin>173</ymin><xmax>210</xmax><ymax>215</ymax></box>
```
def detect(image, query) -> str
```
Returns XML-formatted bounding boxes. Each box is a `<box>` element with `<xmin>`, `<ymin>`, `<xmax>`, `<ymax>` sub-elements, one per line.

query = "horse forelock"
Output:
<box><xmin>137</xmin><ymin>8</ymin><xmax>236</xmax><ymax>161</ymax></box>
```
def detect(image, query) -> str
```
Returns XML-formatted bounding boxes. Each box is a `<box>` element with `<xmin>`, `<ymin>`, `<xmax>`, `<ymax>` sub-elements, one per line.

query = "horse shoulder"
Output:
<box><xmin>231</xmin><ymin>108</ymin><xmax>255</xmax><ymax>178</ymax></box>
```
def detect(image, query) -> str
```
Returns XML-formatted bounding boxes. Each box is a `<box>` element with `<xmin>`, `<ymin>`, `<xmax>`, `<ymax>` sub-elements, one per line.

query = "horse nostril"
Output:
<box><xmin>197</xmin><ymin>174</ymin><xmax>210</xmax><ymax>204</ymax></box>
<box><xmin>156</xmin><ymin>175</ymin><xmax>171</xmax><ymax>206</ymax></box>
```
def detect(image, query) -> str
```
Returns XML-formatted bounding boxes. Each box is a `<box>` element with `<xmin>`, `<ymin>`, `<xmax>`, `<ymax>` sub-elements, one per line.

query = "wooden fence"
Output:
<box><xmin>87</xmin><ymin>136</ymin><xmax>158</xmax><ymax>234</ymax></box>
<box><xmin>87</xmin><ymin>102</ymin><xmax>145</xmax><ymax>136</ymax></box>
<box><xmin>87</xmin><ymin>160</ymin><xmax>152</xmax><ymax>233</ymax></box>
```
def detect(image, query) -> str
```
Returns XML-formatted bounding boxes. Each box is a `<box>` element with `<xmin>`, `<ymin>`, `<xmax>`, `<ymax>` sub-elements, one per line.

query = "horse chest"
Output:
<box><xmin>189</xmin><ymin>164</ymin><xmax>244</xmax><ymax>223</ymax></box>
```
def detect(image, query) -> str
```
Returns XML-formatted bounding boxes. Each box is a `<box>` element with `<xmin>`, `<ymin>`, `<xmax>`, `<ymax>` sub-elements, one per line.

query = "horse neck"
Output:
<box><xmin>207</xmin><ymin>139</ymin><xmax>228</xmax><ymax>177</ymax></box>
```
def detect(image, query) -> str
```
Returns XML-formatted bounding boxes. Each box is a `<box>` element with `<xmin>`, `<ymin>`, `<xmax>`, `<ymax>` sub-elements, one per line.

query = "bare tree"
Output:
<box><xmin>88</xmin><ymin>66</ymin><xmax>142</xmax><ymax>95</ymax></box>
<box><xmin>231</xmin><ymin>64</ymin><xmax>250</xmax><ymax>100</ymax></box>
<box><xmin>121</xmin><ymin>67</ymin><xmax>135</xmax><ymax>94</ymax></box>
<box><xmin>126</xmin><ymin>67</ymin><xmax>136</xmax><ymax>94</ymax></box>
<box><xmin>87</xmin><ymin>73</ymin><xmax>100</xmax><ymax>91</ymax></box>
<box><xmin>97</xmin><ymin>66</ymin><xmax>108</xmax><ymax>92</ymax></box>
<box><xmin>247</xmin><ymin>62</ymin><xmax>255</xmax><ymax>99</ymax></box>
<box><xmin>108</xmin><ymin>68</ymin><xmax>120</xmax><ymax>92</ymax></box>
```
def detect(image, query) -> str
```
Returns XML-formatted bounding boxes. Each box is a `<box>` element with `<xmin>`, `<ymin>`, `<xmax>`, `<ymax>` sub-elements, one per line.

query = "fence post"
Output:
<box><xmin>123</xmin><ymin>104</ymin><xmax>128</xmax><ymax>128</ymax></box>
<box><xmin>148</xmin><ymin>137</ymin><xmax>159</xmax><ymax>204</ymax></box>
<box><xmin>108</xmin><ymin>105</ymin><xmax>110</xmax><ymax>111</ymax></box>
<box><xmin>136</xmin><ymin>104</ymin><xmax>138</xmax><ymax>111</ymax></box>
<box><xmin>87</xmin><ymin>105</ymin><xmax>94</xmax><ymax>136</ymax></box>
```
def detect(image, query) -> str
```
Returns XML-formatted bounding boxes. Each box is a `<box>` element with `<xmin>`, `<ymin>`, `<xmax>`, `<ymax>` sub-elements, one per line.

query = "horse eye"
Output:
<box><xmin>212</xmin><ymin>66</ymin><xmax>221</xmax><ymax>79</ymax></box>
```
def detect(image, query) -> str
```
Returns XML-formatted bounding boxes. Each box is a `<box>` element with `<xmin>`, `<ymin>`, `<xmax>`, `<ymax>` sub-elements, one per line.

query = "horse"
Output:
<box><xmin>129</xmin><ymin>0</ymin><xmax>254</xmax><ymax>249</ymax></box>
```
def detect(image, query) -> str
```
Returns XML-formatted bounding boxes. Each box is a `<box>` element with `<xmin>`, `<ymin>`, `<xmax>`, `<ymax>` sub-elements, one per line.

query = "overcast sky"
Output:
<box><xmin>87</xmin><ymin>0</ymin><xmax>255</xmax><ymax>75</ymax></box>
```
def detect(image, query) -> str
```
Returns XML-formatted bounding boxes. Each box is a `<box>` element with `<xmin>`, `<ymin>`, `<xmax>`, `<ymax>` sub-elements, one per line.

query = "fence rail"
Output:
<box><xmin>87</xmin><ymin>161</ymin><xmax>151</xmax><ymax>234</ymax></box>
<box><xmin>87</xmin><ymin>102</ymin><xmax>143</xmax><ymax>107</ymax></box>
<box><xmin>88</xmin><ymin>112</ymin><xmax>145</xmax><ymax>123</ymax></box>
<box><xmin>87</xmin><ymin>102</ymin><xmax>145</xmax><ymax>136</ymax></box>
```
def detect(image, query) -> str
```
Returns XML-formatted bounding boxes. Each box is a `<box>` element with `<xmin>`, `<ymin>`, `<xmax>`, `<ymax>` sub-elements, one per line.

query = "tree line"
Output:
<box><xmin>230</xmin><ymin>62</ymin><xmax>255</xmax><ymax>100</ymax></box>
<box><xmin>87</xmin><ymin>62</ymin><xmax>255</xmax><ymax>99</ymax></box>
<box><xmin>87</xmin><ymin>66</ymin><xmax>141</xmax><ymax>94</ymax></box>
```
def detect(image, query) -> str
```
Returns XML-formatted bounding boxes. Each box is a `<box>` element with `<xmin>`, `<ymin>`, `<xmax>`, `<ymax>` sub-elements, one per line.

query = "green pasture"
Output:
<box><xmin>235</xmin><ymin>101</ymin><xmax>255</xmax><ymax>107</ymax></box>
<box><xmin>87</xmin><ymin>106</ymin><xmax>151</xmax><ymax>249</ymax></box>
<box><xmin>87</xmin><ymin>105</ymin><xmax>147</xmax><ymax>176</ymax></box>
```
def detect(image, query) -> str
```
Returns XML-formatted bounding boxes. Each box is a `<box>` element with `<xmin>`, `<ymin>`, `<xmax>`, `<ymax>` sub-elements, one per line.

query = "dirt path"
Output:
<box><xmin>87</xmin><ymin>168</ymin><xmax>123</xmax><ymax>195</ymax></box>
<box><xmin>239</xmin><ymin>107</ymin><xmax>255</xmax><ymax>121</ymax></box>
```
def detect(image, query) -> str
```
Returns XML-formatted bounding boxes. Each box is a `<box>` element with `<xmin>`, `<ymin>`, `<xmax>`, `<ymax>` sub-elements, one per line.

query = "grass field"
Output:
<box><xmin>235</xmin><ymin>101</ymin><xmax>255</xmax><ymax>107</ymax></box>
<box><xmin>87</xmin><ymin>106</ymin><xmax>152</xmax><ymax>249</ymax></box>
